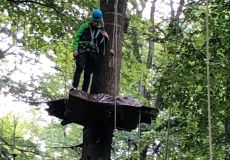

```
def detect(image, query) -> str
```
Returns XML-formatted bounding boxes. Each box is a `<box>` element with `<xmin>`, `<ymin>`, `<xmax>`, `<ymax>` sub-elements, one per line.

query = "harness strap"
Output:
<box><xmin>90</xmin><ymin>26</ymin><xmax>101</xmax><ymax>43</ymax></box>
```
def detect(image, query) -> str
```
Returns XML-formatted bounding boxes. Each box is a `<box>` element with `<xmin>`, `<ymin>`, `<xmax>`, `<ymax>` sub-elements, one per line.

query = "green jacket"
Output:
<box><xmin>72</xmin><ymin>22</ymin><xmax>89</xmax><ymax>52</ymax></box>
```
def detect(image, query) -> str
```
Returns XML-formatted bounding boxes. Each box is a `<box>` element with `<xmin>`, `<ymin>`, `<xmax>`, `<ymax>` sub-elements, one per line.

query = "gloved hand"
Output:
<box><xmin>101</xmin><ymin>31</ymin><xmax>109</xmax><ymax>39</ymax></box>
<box><xmin>73</xmin><ymin>51</ymin><xmax>78</xmax><ymax>58</ymax></box>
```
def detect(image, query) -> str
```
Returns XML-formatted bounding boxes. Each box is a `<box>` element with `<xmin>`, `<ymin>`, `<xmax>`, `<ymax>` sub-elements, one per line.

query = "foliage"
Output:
<box><xmin>1</xmin><ymin>0</ymin><xmax>230</xmax><ymax>159</ymax></box>
<box><xmin>121</xmin><ymin>14</ymin><xmax>154</xmax><ymax>105</ymax></box>
<box><xmin>0</xmin><ymin>110</ymin><xmax>83</xmax><ymax>159</ymax></box>
<box><xmin>118</xmin><ymin>0</ymin><xmax>230</xmax><ymax>159</ymax></box>
<box><xmin>151</xmin><ymin>0</ymin><xmax>230</xmax><ymax>159</ymax></box>
<box><xmin>0</xmin><ymin>0</ymin><xmax>99</xmax><ymax>100</ymax></box>
<box><xmin>0</xmin><ymin>0</ymin><xmax>96</xmax><ymax>159</ymax></box>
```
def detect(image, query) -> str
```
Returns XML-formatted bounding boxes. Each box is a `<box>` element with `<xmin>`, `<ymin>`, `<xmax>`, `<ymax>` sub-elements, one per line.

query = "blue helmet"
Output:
<box><xmin>92</xmin><ymin>9</ymin><xmax>103</xmax><ymax>21</ymax></box>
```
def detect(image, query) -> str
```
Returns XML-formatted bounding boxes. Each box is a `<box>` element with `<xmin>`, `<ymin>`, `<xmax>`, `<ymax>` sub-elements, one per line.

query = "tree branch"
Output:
<box><xmin>47</xmin><ymin>143</ymin><xmax>83</xmax><ymax>150</ymax></box>
<box><xmin>176</xmin><ymin>0</ymin><xmax>185</xmax><ymax>21</ymax></box>
<box><xmin>7</xmin><ymin>0</ymin><xmax>74</xmax><ymax>22</ymax></box>
<box><xmin>8</xmin><ymin>0</ymin><xmax>52</xmax><ymax>8</ymax></box>
<box><xmin>0</xmin><ymin>137</ymin><xmax>39</xmax><ymax>155</ymax></box>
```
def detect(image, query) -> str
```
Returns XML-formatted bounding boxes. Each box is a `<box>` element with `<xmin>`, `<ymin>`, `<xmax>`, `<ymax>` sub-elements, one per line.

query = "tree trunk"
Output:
<box><xmin>140</xmin><ymin>146</ymin><xmax>148</xmax><ymax>160</ymax></box>
<box><xmin>147</xmin><ymin>0</ymin><xmax>157</xmax><ymax>69</ymax></box>
<box><xmin>225</xmin><ymin>117</ymin><xmax>230</xmax><ymax>160</ymax></box>
<box><xmin>132</xmin><ymin>28</ymin><xmax>142</xmax><ymax>63</ymax></box>
<box><xmin>225</xmin><ymin>78</ymin><xmax>230</xmax><ymax>160</ymax></box>
<box><xmin>139</xmin><ymin>1</ymin><xmax>157</xmax><ymax>159</ymax></box>
<box><xmin>81</xmin><ymin>1</ymin><xmax>127</xmax><ymax>159</ymax></box>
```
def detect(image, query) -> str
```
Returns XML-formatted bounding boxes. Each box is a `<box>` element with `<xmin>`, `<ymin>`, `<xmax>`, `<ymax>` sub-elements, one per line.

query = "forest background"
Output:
<box><xmin>0</xmin><ymin>0</ymin><xmax>230</xmax><ymax>159</ymax></box>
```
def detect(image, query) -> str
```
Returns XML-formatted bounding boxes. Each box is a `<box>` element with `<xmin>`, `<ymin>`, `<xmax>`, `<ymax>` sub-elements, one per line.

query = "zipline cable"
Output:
<box><xmin>205</xmin><ymin>0</ymin><xmax>213</xmax><ymax>159</ymax></box>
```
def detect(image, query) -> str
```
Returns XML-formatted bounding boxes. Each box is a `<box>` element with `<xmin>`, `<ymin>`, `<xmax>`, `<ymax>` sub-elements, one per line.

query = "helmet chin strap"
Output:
<box><xmin>91</xmin><ymin>20</ymin><xmax>104</xmax><ymax>29</ymax></box>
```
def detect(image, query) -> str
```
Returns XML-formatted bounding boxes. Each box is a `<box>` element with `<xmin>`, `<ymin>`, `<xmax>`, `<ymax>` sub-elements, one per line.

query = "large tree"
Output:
<box><xmin>81</xmin><ymin>0</ymin><xmax>128</xmax><ymax>159</ymax></box>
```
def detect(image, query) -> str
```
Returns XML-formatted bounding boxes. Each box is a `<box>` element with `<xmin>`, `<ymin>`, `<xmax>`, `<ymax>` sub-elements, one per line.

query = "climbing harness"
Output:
<box><xmin>78</xmin><ymin>26</ymin><xmax>105</xmax><ymax>57</ymax></box>
<box><xmin>89</xmin><ymin>26</ymin><xmax>101</xmax><ymax>43</ymax></box>
<box><xmin>78</xmin><ymin>41</ymin><xmax>100</xmax><ymax>56</ymax></box>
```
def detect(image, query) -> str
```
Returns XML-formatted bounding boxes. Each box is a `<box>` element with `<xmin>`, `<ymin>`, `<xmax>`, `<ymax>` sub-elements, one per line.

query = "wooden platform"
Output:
<box><xmin>46</xmin><ymin>90</ymin><xmax>158</xmax><ymax>131</ymax></box>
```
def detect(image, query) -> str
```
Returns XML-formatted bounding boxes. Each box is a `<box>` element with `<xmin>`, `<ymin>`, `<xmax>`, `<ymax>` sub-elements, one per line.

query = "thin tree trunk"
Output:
<box><xmin>139</xmin><ymin>1</ymin><xmax>157</xmax><ymax>159</ymax></box>
<box><xmin>225</xmin><ymin>117</ymin><xmax>230</xmax><ymax>160</ymax></box>
<box><xmin>225</xmin><ymin>118</ymin><xmax>230</xmax><ymax>143</ymax></box>
<box><xmin>132</xmin><ymin>28</ymin><xmax>142</xmax><ymax>63</ymax></box>
<box><xmin>176</xmin><ymin>0</ymin><xmax>185</xmax><ymax>21</ymax></box>
<box><xmin>131</xmin><ymin>0</ymin><xmax>147</xmax><ymax>64</ymax></box>
<box><xmin>225</xmin><ymin>77</ymin><xmax>230</xmax><ymax>160</ymax></box>
<box><xmin>81</xmin><ymin>1</ymin><xmax>127</xmax><ymax>159</ymax></box>
<box><xmin>147</xmin><ymin>0</ymin><xmax>157</xmax><ymax>69</ymax></box>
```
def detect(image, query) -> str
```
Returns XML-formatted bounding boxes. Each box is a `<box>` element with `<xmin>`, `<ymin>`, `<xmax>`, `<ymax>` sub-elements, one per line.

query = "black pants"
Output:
<box><xmin>72</xmin><ymin>52</ymin><xmax>101</xmax><ymax>92</ymax></box>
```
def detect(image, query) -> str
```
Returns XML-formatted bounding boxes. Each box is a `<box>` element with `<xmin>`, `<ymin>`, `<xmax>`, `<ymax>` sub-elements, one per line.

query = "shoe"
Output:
<box><xmin>61</xmin><ymin>120</ymin><xmax>72</xmax><ymax>125</ymax></box>
<box><xmin>70</xmin><ymin>87</ymin><xmax>77</xmax><ymax>91</ymax></box>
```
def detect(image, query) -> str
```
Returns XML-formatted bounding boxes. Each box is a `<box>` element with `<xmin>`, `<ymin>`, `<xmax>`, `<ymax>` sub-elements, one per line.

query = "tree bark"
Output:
<box><xmin>96</xmin><ymin>0</ymin><xmax>127</xmax><ymax>95</ymax></box>
<box><xmin>81</xmin><ymin>1</ymin><xmax>127</xmax><ymax>159</ymax></box>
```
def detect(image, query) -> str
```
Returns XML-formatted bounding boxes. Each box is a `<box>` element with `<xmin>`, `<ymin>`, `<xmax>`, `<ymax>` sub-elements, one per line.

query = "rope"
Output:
<box><xmin>137</xmin><ymin>110</ymin><xmax>141</xmax><ymax>158</ymax></box>
<box><xmin>64</xmin><ymin>46</ymin><xmax>68</xmax><ymax>97</ymax></box>
<box><xmin>112</xmin><ymin>0</ymin><xmax>118</xmax><ymax>132</ymax></box>
<box><xmin>0</xmin><ymin>119</ymin><xmax>3</xmax><ymax>158</ymax></box>
<box><xmin>205</xmin><ymin>0</ymin><xmax>213</xmax><ymax>159</ymax></box>
<box><xmin>110</xmin><ymin>1</ymin><xmax>119</xmax><ymax>158</ymax></box>
<box><xmin>12</xmin><ymin>116</ymin><xmax>17</xmax><ymax>160</ymax></box>
<box><xmin>104</xmin><ymin>12</ymin><xmax>124</xmax><ymax>17</ymax></box>
<box><xmin>104</xmin><ymin>22</ymin><xmax>123</xmax><ymax>28</ymax></box>
<box><xmin>63</xmin><ymin>46</ymin><xmax>69</xmax><ymax>138</ymax></box>
<box><xmin>12</xmin><ymin>11</ymin><xmax>20</xmax><ymax>158</ymax></box>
